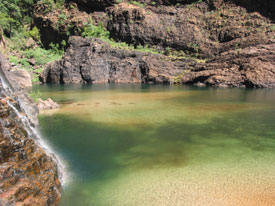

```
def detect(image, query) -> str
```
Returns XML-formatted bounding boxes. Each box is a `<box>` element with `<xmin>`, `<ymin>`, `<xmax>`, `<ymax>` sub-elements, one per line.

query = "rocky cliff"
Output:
<box><xmin>181</xmin><ymin>43</ymin><xmax>275</xmax><ymax>88</ymax></box>
<box><xmin>40</xmin><ymin>36</ymin><xmax>194</xmax><ymax>84</ymax></box>
<box><xmin>36</xmin><ymin>0</ymin><xmax>275</xmax><ymax>87</ymax></box>
<box><xmin>0</xmin><ymin>54</ymin><xmax>61</xmax><ymax>206</ymax></box>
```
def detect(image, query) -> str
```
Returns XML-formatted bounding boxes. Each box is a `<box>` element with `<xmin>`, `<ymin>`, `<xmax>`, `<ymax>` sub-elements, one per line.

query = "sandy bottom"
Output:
<box><xmin>37</xmin><ymin>86</ymin><xmax>275</xmax><ymax>206</ymax></box>
<box><xmin>92</xmin><ymin>162</ymin><xmax>275</xmax><ymax>206</ymax></box>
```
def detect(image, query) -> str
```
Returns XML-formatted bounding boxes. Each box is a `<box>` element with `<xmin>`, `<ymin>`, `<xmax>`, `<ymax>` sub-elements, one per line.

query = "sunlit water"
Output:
<box><xmin>33</xmin><ymin>84</ymin><xmax>275</xmax><ymax>206</ymax></box>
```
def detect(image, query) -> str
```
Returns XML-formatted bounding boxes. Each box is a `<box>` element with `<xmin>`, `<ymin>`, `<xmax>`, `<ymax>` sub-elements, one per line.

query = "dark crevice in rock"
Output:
<box><xmin>232</xmin><ymin>0</ymin><xmax>275</xmax><ymax>20</ymax></box>
<box><xmin>243</xmin><ymin>79</ymin><xmax>256</xmax><ymax>88</ymax></box>
<box><xmin>68</xmin><ymin>0</ymin><xmax>116</xmax><ymax>12</ymax></box>
<box><xmin>188</xmin><ymin>75</ymin><xmax>211</xmax><ymax>84</ymax></box>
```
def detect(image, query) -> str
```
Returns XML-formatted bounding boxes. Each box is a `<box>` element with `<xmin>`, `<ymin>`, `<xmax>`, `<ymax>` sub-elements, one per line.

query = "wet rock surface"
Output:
<box><xmin>0</xmin><ymin>97</ymin><xmax>61</xmax><ymax>206</ymax></box>
<box><xmin>40</xmin><ymin>36</ymin><xmax>193</xmax><ymax>84</ymax></box>
<box><xmin>0</xmin><ymin>55</ymin><xmax>61</xmax><ymax>205</ymax></box>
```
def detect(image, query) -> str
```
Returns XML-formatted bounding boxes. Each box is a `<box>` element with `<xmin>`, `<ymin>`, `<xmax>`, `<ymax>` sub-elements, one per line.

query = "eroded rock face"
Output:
<box><xmin>0</xmin><ymin>55</ymin><xmax>62</xmax><ymax>205</ymax></box>
<box><xmin>40</xmin><ymin>36</ymin><xmax>193</xmax><ymax>84</ymax></box>
<box><xmin>181</xmin><ymin>43</ymin><xmax>275</xmax><ymax>88</ymax></box>
<box><xmin>107</xmin><ymin>2</ymin><xmax>215</xmax><ymax>57</ymax></box>
<box><xmin>36</xmin><ymin>0</ymin><xmax>274</xmax><ymax>88</ymax></box>
<box><xmin>106</xmin><ymin>2</ymin><xmax>274</xmax><ymax>58</ymax></box>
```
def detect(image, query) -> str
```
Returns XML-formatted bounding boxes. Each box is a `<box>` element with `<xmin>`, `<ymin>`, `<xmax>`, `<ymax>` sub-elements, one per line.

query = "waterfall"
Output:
<box><xmin>0</xmin><ymin>67</ymin><xmax>69</xmax><ymax>186</ymax></box>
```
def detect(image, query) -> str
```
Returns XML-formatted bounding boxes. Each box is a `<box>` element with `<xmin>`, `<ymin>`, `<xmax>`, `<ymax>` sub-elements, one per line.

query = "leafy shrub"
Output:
<box><xmin>25</xmin><ymin>26</ymin><xmax>41</xmax><ymax>42</ymax></box>
<box><xmin>28</xmin><ymin>90</ymin><xmax>42</xmax><ymax>102</ymax></box>
<box><xmin>82</xmin><ymin>21</ymin><xmax>110</xmax><ymax>39</ymax></box>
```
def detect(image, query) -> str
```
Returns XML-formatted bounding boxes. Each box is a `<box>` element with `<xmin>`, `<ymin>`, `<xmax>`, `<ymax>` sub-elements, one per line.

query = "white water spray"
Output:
<box><xmin>6</xmin><ymin>101</ymin><xmax>68</xmax><ymax>184</ymax></box>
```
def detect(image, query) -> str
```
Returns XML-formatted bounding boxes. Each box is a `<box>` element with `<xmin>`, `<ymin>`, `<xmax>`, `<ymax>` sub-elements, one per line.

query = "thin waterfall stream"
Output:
<box><xmin>0</xmin><ymin>70</ymin><xmax>67</xmax><ymax>186</ymax></box>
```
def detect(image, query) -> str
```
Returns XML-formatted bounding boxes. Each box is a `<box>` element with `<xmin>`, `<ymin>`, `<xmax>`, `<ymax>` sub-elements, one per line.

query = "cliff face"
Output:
<box><xmin>0</xmin><ymin>55</ymin><xmax>61</xmax><ymax>205</ymax></box>
<box><xmin>40</xmin><ymin>36</ymin><xmax>194</xmax><ymax>84</ymax></box>
<box><xmin>36</xmin><ymin>0</ymin><xmax>275</xmax><ymax>87</ymax></box>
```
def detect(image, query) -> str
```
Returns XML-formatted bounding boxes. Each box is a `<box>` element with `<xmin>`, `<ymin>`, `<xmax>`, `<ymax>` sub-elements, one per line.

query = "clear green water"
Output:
<box><xmin>34</xmin><ymin>84</ymin><xmax>275</xmax><ymax>206</ymax></box>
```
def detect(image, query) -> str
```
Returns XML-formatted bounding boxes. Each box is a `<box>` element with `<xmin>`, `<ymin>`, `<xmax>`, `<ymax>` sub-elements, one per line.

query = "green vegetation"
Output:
<box><xmin>0</xmin><ymin>0</ymin><xmax>65</xmax><ymax>84</ymax></box>
<box><xmin>173</xmin><ymin>69</ymin><xmax>190</xmax><ymax>83</ymax></box>
<box><xmin>81</xmin><ymin>19</ymin><xmax>161</xmax><ymax>54</ymax></box>
<box><xmin>0</xmin><ymin>0</ymin><xmax>65</xmax><ymax>36</ymax></box>
<box><xmin>81</xmin><ymin>19</ymin><xmax>207</xmax><ymax>62</ymax></box>
<box><xmin>129</xmin><ymin>1</ymin><xmax>146</xmax><ymax>8</ymax></box>
<box><xmin>28</xmin><ymin>89</ymin><xmax>42</xmax><ymax>102</ymax></box>
<box><xmin>82</xmin><ymin>21</ymin><xmax>110</xmax><ymax>39</ymax></box>
<box><xmin>9</xmin><ymin>44</ymin><xmax>63</xmax><ymax>82</ymax></box>
<box><xmin>0</xmin><ymin>0</ymin><xmax>37</xmax><ymax>37</ymax></box>
<box><xmin>0</xmin><ymin>0</ymin><xmax>208</xmax><ymax>87</ymax></box>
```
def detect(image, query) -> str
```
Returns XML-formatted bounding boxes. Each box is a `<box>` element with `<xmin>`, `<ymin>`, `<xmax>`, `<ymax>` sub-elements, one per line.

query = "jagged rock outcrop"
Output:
<box><xmin>34</xmin><ymin>0</ymin><xmax>275</xmax><ymax>56</ymax></box>
<box><xmin>41</xmin><ymin>37</ymin><xmax>275</xmax><ymax>88</ymax></box>
<box><xmin>40</xmin><ymin>36</ymin><xmax>193</xmax><ymax>84</ymax></box>
<box><xmin>181</xmin><ymin>43</ymin><xmax>275</xmax><ymax>88</ymax></box>
<box><xmin>36</xmin><ymin>0</ymin><xmax>274</xmax><ymax>88</ymax></box>
<box><xmin>106</xmin><ymin>1</ymin><xmax>274</xmax><ymax>58</ymax></box>
<box><xmin>34</xmin><ymin>2</ymin><xmax>91</xmax><ymax>47</ymax></box>
<box><xmin>0</xmin><ymin>54</ymin><xmax>62</xmax><ymax>205</ymax></box>
<box><xmin>107</xmin><ymin>2</ymin><xmax>215</xmax><ymax>58</ymax></box>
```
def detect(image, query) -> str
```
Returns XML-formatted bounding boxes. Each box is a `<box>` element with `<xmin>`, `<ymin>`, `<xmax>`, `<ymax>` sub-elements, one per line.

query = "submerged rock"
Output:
<box><xmin>37</xmin><ymin>98</ymin><xmax>60</xmax><ymax>111</ymax></box>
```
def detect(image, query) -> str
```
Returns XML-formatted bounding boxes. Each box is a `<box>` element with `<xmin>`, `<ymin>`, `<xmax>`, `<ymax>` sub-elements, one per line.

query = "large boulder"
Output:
<box><xmin>9</xmin><ymin>68</ymin><xmax>32</xmax><ymax>88</ymax></box>
<box><xmin>40</xmin><ymin>36</ymin><xmax>194</xmax><ymax>84</ymax></box>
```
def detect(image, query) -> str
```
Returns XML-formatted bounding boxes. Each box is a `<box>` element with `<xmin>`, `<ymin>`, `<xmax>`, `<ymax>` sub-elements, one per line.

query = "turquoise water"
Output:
<box><xmin>34</xmin><ymin>84</ymin><xmax>275</xmax><ymax>206</ymax></box>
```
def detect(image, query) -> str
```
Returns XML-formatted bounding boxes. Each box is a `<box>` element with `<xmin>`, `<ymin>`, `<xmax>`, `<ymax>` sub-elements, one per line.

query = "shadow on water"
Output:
<box><xmin>36</xmin><ymin>84</ymin><xmax>275</xmax><ymax>206</ymax></box>
<box><xmin>39</xmin><ymin>107</ymin><xmax>275</xmax><ymax>180</ymax></box>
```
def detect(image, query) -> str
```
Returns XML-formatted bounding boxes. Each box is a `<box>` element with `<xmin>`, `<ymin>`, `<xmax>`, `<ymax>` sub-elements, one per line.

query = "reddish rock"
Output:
<box><xmin>0</xmin><ymin>54</ymin><xmax>62</xmax><ymax>205</ymax></box>
<box><xmin>181</xmin><ymin>43</ymin><xmax>275</xmax><ymax>88</ymax></box>
<box><xmin>0</xmin><ymin>100</ymin><xmax>61</xmax><ymax>206</ymax></box>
